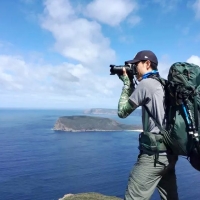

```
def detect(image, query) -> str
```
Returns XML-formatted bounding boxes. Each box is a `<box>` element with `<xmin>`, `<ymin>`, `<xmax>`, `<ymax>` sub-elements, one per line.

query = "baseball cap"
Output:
<box><xmin>126</xmin><ymin>50</ymin><xmax>158</xmax><ymax>65</ymax></box>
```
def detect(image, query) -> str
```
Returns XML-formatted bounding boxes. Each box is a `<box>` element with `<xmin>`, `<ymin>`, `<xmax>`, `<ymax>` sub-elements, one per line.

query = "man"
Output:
<box><xmin>117</xmin><ymin>50</ymin><xmax>179</xmax><ymax>200</ymax></box>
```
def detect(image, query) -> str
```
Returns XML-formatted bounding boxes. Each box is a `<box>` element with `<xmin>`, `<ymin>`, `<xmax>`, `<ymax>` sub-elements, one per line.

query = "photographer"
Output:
<box><xmin>117</xmin><ymin>50</ymin><xmax>179</xmax><ymax>200</ymax></box>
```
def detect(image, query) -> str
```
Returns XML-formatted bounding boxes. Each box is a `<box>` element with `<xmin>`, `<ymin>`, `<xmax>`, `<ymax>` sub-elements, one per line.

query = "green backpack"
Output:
<box><xmin>141</xmin><ymin>62</ymin><xmax>200</xmax><ymax>170</ymax></box>
<box><xmin>163</xmin><ymin>62</ymin><xmax>200</xmax><ymax>155</ymax></box>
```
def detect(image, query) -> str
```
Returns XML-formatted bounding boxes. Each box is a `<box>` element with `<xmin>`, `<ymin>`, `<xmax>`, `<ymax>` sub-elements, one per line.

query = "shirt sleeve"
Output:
<box><xmin>117</xmin><ymin>79</ymin><xmax>137</xmax><ymax>118</ymax></box>
<box><xmin>129</xmin><ymin>79</ymin><xmax>150</xmax><ymax>106</ymax></box>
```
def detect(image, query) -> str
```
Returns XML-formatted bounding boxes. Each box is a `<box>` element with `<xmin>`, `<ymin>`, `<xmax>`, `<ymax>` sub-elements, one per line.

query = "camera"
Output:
<box><xmin>109</xmin><ymin>62</ymin><xmax>137</xmax><ymax>79</ymax></box>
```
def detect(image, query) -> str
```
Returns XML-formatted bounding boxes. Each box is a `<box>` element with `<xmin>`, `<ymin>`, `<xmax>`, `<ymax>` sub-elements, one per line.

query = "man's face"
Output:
<box><xmin>135</xmin><ymin>60</ymin><xmax>151</xmax><ymax>81</ymax></box>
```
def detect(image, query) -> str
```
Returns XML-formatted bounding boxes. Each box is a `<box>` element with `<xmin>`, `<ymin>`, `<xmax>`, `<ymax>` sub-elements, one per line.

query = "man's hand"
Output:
<box><xmin>118</xmin><ymin>67</ymin><xmax>134</xmax><ymax>88</ymax></box>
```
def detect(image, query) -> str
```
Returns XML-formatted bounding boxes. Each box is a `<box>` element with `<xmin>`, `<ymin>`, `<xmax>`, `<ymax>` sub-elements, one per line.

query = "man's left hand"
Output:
<box><xmin>118</xmin><ymin>67</ymin><xmax>132</xmax><ymax>87</ymax></box>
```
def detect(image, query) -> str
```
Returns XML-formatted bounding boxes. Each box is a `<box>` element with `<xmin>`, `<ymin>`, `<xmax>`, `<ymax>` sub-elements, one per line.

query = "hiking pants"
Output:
<box><xmin>124</xmin><ymin>153</ymin><xmax>179</xmax><ymax>200</ymax></box>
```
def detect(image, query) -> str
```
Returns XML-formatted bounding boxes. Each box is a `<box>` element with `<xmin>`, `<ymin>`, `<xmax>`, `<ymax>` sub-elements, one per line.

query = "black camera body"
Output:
<box><xmin>110</xmin><ymin>62</ymin><xmax>137</xmax><ymax>80</ymax></box>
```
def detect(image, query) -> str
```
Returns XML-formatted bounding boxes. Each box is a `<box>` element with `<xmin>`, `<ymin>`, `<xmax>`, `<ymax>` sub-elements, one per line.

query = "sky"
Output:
<box><xmin>0</xmin><ymin>0</ymin><xmax>200</xmax><ymax>109</ymax></box>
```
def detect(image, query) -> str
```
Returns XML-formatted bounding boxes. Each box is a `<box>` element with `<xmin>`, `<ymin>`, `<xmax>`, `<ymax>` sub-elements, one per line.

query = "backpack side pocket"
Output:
<box><xmin>139</xmin><ymin>132</ymin><xmax>167</xmax><ymax>154</ymax></box>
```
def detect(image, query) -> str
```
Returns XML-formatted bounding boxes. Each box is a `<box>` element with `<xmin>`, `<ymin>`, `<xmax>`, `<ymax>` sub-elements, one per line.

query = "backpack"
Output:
<box><xmin>140</xmin><ymin>62</ymin><xmax>200</xmax><ymax>171</ymax></box>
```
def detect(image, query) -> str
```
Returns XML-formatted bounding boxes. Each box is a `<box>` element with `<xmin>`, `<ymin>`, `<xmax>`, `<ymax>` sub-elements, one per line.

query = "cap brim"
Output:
<box><xmin>125</xmin><ymin>59</ymin><xmax>140</xmax><ymax>64</ymax></box>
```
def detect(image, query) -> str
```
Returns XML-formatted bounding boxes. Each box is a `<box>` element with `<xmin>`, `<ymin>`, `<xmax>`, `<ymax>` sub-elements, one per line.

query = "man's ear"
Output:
<box><xmin>146</xmin><ymin>60</ymin><xmax>151</xmax><ymax>70</ymax></box>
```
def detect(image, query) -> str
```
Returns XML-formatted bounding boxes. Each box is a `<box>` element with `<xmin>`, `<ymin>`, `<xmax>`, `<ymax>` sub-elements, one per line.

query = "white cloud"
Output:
<box><xmin>127</xmin><ymin>15</ymin><xmax>141</xmax><ymax>26</ymax></box>
<box><xmin>187</xmin><ymin>55</ymin><xmax>200</xmax><ymax>66</ymax></box>
<box><xmin>192</xmin><ymin>0</ymin><xmax>200</xmax><ymax>19</ymax></box>
<box><xmin>152</xmin><ymin>0</ymin><xmax>182</xmax><ymax>11</ymax></box>
<box><xmin>84</xmin><ymin>0</ymin><xmax>139</xmax><ymax>26</ymax></box>
<box><xmin>158</xmin><ymin>62</ymin><xmax>171</xmax><ymax>79</ymax></box>
<box><xmin>119</xmin><ymin>36</ymin><xmax>134</xmax><ymax>44</ymax></box>
<box><xmin>41</xmin><ymin>0</ymin><xmax>116</xmax><ymax>67</ymax></box>
<box><xmin>1</xmin><ymin>0</ymin><xmax>127</xmax><ymax>109</ymax></box>
<box><xmin>0</xmin><ymin>53</ymin><xmax>121</xmax><ymax>108</ymax></box>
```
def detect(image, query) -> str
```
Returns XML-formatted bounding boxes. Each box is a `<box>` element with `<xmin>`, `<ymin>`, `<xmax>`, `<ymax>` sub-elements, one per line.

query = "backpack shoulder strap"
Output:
<box><xmin>150</xmin><ymin>75</ymin><xmax>167</xmax><ymax>87</ymax></box>
<box><xmin>143</xmin><ymin>105</ymin><xmax>166</xmax><ymax>134</ymax></box>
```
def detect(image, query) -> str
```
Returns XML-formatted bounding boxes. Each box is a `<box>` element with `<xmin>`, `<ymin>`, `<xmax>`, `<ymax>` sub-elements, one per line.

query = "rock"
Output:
<box><xmin>58</xmin><ymin>192</ymin><xmax>122</xmax><ymax>200</ymax></box>
<box><xmin>59</xmin><ymin>193</ymin><xmax>74</xmax><ymax>199</ymax></box>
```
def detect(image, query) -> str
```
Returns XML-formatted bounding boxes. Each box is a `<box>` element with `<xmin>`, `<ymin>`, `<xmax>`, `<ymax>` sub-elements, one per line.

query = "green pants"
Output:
<box><xmin>124</xmin><ymin>153</ymin><xmax>178</xmax><ymax>200</ymax></box>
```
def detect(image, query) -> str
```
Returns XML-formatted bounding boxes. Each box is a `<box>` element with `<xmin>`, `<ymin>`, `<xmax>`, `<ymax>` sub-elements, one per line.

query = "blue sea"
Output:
<box><xmin>0</xmin><ymin>109</ymin><xmax>199</xmax><ymax>200</ymax></box>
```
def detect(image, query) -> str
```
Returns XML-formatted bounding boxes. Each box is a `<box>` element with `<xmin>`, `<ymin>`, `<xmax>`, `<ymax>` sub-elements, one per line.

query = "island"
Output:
<box><xmin>84</xmin><ymin>108</ymin><xmax>141</xmax><ymax>116</ymax></box>
<box><xmin>53</xmin><ymin>115</ymin><xmax>142</xmax><ymax>132</ymax></box>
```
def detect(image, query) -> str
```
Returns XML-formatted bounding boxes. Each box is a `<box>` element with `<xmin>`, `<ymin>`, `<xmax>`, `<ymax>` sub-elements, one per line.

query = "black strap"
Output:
<box><xmin>149</xmin><ymin>76</ymin><xmax>168</xmax><ymax>123</ymax></box>
<box><xmin>144</xmin><ymin>106</ymin><xmax>149</xmax><ymax>132</ymax></box>
<box><xmin>149</xmin><ymin>75</ymin><xmax>167</xmax><ymax>87</ymax></box>
<box><xmin>143</xmin><ymin>105</ymin><xmax>166</xmax><ymax>134</ymax></box>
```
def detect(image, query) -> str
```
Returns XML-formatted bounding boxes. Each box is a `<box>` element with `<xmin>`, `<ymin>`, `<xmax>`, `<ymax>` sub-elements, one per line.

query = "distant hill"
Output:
<box><xmin>84</xmin><ymin>108</ymin><xmax>141</xmax><ymax>116</ymax></box>
<box><xmin>53</xmin><ymin>115</ymin><xmax>142</xmax><ymax>132</ymax></box>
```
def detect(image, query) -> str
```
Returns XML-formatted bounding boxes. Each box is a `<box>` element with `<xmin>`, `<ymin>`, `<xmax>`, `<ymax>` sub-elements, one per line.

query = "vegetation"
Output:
<box><xmin>59</xmin><ymin>192</ymin><xmax>122</xmax><ymax>200</ymax></box>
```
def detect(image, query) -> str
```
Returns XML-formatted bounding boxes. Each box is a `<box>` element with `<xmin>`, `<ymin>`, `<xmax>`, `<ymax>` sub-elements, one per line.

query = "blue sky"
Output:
<box><xmin>0</xmin><ymin>0</ymin><xmax>200</xmax><ymax>109</ymax></box>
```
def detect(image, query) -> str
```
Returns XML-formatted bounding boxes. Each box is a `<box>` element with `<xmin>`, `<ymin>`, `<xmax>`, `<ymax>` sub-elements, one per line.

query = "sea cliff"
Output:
<box><xmin>53</xmin><ymin>115</ymin><xmax>142</xmax><ymax>132</ymax></box>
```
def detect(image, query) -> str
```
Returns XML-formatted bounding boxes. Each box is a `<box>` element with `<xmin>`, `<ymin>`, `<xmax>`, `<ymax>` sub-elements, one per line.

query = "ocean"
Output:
<box><xmin>0</xmin><ymin>109</ymin><xmax>199</xmax><ymax>200</ymax></box>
